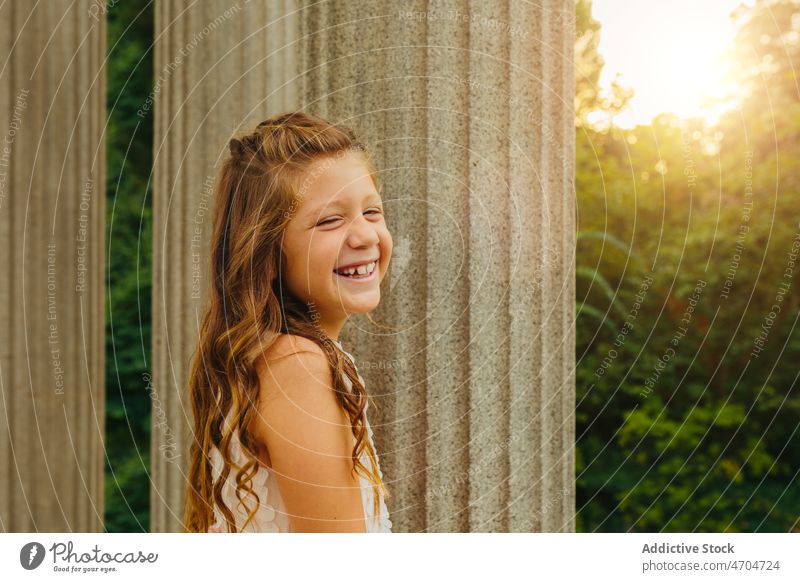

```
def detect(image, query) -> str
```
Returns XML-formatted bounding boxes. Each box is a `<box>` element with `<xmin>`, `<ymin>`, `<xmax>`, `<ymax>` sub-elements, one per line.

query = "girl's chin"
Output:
<box><xmin>341</xmin><ymin>295</ymin><xmax>381</xmax><ymax>314</ymax></box>
<box><xmin>330</xmin><ymin>290</ymin><xmax>381</xmax><ymax>315</ymax></box>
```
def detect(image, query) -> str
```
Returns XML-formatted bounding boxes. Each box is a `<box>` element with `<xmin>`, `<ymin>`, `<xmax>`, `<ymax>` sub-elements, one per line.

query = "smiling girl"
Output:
<box><xmin>182</xmin><ymin>112</ymin><xmax>393</xmax><ymax>533</ymax></box>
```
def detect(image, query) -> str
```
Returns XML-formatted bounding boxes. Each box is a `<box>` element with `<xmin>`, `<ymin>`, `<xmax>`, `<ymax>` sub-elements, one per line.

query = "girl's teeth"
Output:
<box><xmin>337</xmin><ymin>260</ymin><xmax>377</xmax><ymax>277</ymax></box>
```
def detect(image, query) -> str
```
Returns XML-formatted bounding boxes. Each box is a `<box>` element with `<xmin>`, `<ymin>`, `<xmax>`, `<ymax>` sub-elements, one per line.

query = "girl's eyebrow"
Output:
<box><xmin>305</xmin><ymin>191</ymin><xmax>382</xmax><ymax>218</ymax></box>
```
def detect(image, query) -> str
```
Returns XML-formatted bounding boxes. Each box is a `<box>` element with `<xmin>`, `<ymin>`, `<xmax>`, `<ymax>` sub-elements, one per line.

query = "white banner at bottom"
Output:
<box><xmin>0</xmin><ymin>533</ymin><xmax>797</xmax><ymax>581</ymax></box>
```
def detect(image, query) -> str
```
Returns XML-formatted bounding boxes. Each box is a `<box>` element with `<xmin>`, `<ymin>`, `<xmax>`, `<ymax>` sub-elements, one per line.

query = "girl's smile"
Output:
<box><xmin>333</xmin><ymin>257</ymin><xmax>380</xmax><ymax>282</ymax></box>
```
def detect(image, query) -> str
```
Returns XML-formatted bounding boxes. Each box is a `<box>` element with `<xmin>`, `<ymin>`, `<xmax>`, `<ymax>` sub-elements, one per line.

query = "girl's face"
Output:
<box><xmin>281</xmin><ymin>151</ymin><xmax>392</xmax><ymax>339</ymax></box>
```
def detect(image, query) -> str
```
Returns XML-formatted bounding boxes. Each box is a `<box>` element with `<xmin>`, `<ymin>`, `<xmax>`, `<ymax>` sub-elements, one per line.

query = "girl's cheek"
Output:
<box><xmin>383</xmin><ymin>229</ymin><xmax>393</xmax><ymax>259</ymax></box>
<box><xmin>380</xmin><ymin>232</ymin><xmax>392</xmax><ymax>273</ymax></box>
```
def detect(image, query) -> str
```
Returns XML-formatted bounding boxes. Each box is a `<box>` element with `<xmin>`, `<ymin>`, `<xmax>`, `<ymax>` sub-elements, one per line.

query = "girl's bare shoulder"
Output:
<box><xmin>251</xmin><ymin>334</ymin><xmax>345</xmax><ymax>447</ymax></box>
<box><xmin>262</xmin><ymin>333</ymin><xmax>325</xmax><ymax>363</ymax></box>
<box><xmin>255</xmin><ymin>334</ymin><xmax>332</xmax><ymax>402</ymax></box>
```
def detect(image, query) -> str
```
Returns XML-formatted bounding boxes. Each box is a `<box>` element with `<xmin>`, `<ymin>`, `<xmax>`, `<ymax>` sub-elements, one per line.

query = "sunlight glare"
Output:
<box><xmin>589</xmin><ymin>0</ymin><xmax>754</xmax><ymax>129</ymax></box>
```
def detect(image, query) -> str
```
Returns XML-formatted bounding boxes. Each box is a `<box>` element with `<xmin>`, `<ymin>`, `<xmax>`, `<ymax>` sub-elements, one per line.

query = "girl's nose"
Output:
<box><xmin>346</xmin><ymin>214</ymin><xmax>380</xmax><ymax>247</ymax></box>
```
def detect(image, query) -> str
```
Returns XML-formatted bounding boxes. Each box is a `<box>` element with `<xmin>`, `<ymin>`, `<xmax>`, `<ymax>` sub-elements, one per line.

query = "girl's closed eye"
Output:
<box><xmin>317</xmin><ymin>208</ymin><xmax>383</xmax><ymax>227</ymax></box>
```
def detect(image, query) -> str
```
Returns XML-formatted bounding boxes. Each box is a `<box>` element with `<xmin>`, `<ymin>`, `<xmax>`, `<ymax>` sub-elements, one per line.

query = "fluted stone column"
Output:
<box><xmin>151</xmin><ymin>0</ymin><xmax>302</xmax><ymax>532</ymax></box>
<box><xmin>153</xmin><ymin>0</ymin><xmax>575</xmax><ymax>533</ymax></box>
<box><xmin>0</xmin><ymin>1</ymin><xmax>106</xmax><ymax>531</ymax></box>
<box><xmin>302</xmin><ymin>0</ymin><xmax>576</xmax><ymax>533</ymax></box>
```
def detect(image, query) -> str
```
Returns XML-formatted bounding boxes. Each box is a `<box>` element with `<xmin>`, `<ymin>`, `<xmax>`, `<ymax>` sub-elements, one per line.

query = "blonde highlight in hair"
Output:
<box><xmin>182</xmin><ymin>111</ymin><xmax>389</xmax><ymax>533</ymax></box>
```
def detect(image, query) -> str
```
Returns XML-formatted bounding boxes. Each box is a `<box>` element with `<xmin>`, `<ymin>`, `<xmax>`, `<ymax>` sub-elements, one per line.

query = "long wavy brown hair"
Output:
<box><xmin>183</xmin><ymin>111</ymin><xmax>389</xmax><ymax>533</ymax></box>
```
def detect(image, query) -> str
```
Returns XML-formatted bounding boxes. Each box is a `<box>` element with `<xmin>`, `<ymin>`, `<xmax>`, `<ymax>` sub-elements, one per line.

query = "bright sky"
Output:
<box><xmin>589</xmin><ymin>0</ymin><xmax>755</xmax><ymax>129</ymax></box>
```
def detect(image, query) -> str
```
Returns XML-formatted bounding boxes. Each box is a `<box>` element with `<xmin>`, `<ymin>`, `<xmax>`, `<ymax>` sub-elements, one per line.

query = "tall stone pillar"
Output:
<box><xmin>150</xmin><ymin>0</ymin><xmax>302</xmax><ymax>531</ymax></box>
<box><xmin>0</xmin><ymin>1</ymin><xmax>106</xmax><ymax>531</ymax></box>
<box><xmin>304</xmin><ymin>0</ymin><xmax>576</xmax><ymax>533</ymax></box>
<box><xmin>153</xmin><ymin>0</ymin><xmax>575</xmax><ymax>533</ymax></box>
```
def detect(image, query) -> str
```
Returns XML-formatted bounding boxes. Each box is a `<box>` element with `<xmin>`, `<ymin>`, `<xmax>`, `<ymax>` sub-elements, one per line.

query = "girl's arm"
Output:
<box><xmin>252</xmin><ymin>335</ymin><xmax>367</xmax><ymax>533</ymax></box>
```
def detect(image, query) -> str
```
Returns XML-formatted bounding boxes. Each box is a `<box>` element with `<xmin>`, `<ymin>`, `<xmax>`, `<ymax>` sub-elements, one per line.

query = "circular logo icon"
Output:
<box><xmin>20</xmin><ymin>542</ymin><xmax>46</xmax><ymax>570</ymax></box>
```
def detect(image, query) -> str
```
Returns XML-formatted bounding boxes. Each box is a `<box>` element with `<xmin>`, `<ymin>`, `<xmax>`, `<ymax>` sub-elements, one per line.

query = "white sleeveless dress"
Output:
<box><xmin>207</xmin><ymin>340</ymin><xmax>392</xmax><ymax>533</ymax></box>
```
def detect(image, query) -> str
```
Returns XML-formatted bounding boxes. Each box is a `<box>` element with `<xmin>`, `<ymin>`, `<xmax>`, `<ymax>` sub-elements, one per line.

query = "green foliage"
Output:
<box><xmin>575</xmin><ymin>0</ymin><xmax>800</xmax><ymax>533</ymax></box>
<box><xmin>104</xmin><ymin>0</ymin><xmax>154</xmax><ymax>532</ymax></box>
